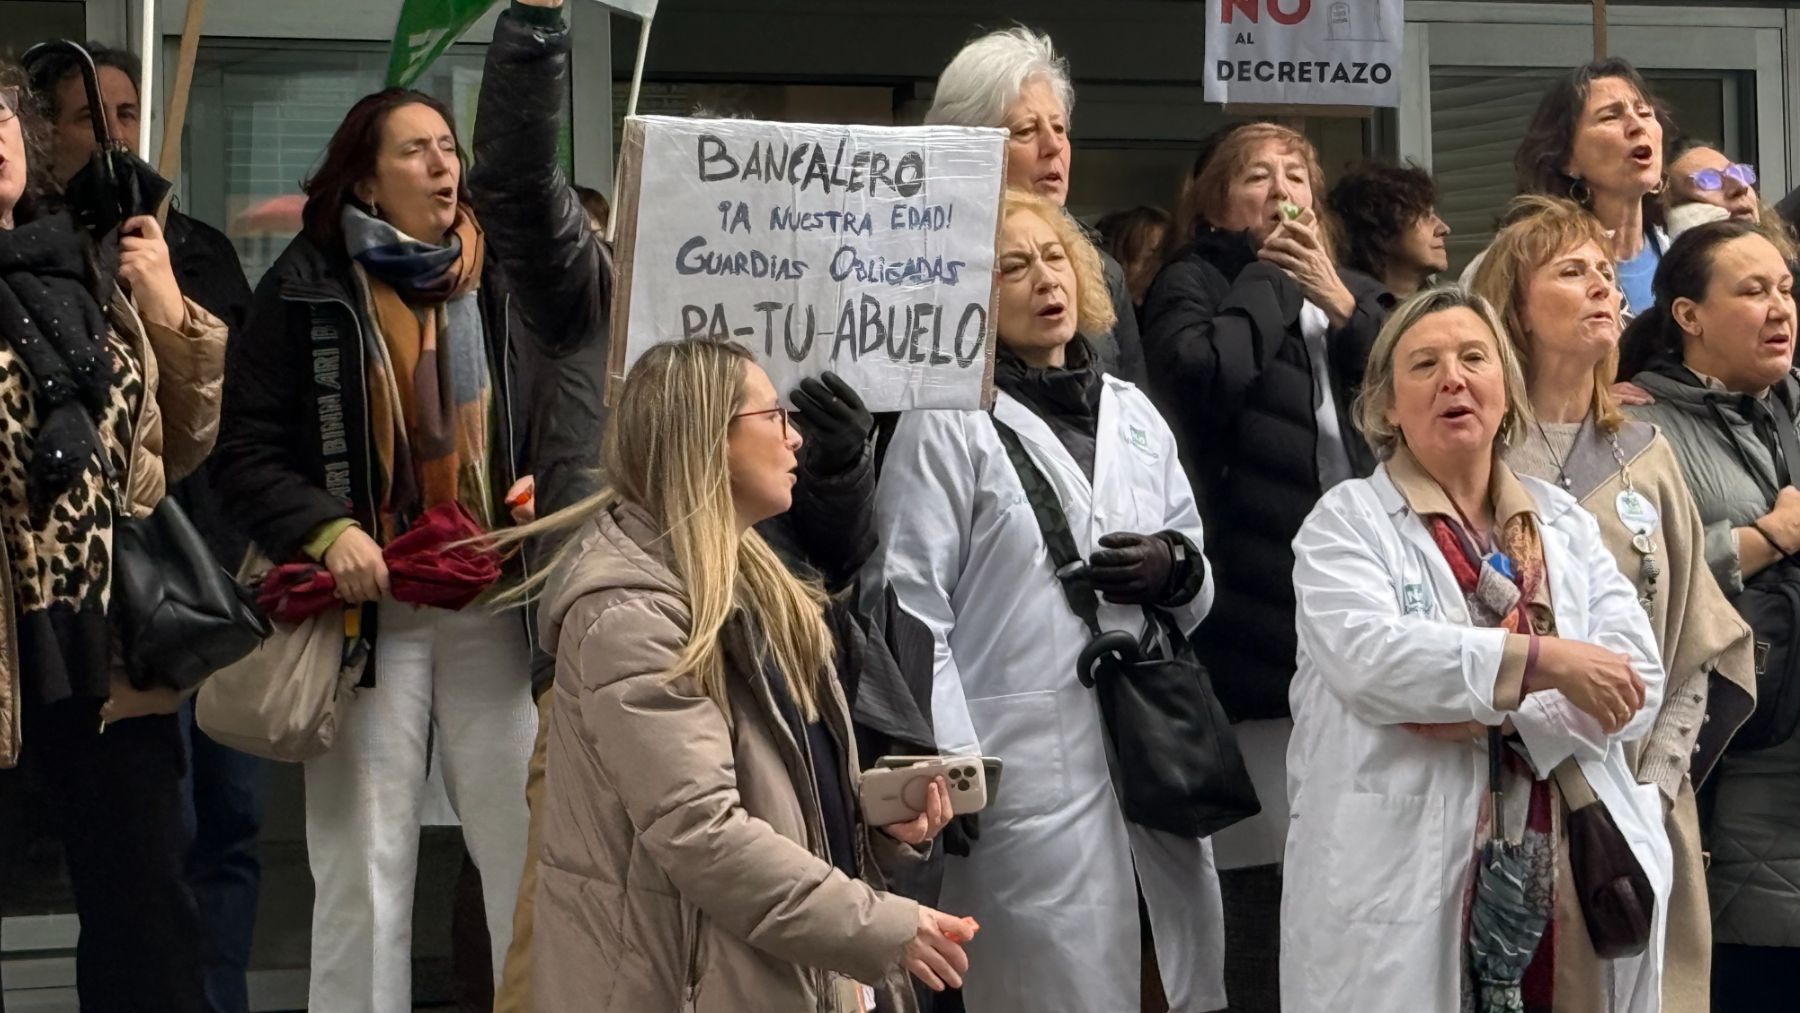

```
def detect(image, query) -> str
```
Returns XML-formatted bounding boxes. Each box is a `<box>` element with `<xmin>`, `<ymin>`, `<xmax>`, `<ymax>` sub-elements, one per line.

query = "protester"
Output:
<box><xmin>1498</xmin><ymin>58</ymin><xmax>1673</xmax><ymax>318</ymax></box>
<box><xmin>477</xmin><ymin>337</ymin><xmax>961</xmax><ymax>1011</ymax></box>
<box><xmin>926</xmin><ymin>27</ymin><xmax>1143</xmax><ymax>382</ymax></box>
<box><xmin>1138</xmin><ymin>120</ymin><xmax>1390</xmax><ymax>1009</ymax></box>
<box><xmin>1287</xmin><ymin>284</ymin><xmax>1669</xmax><ymax>1011</ymax></box>
<box><xmin>1470</xmin><ymin>197</ymin><xmax>1755</xmax><ymax>1013</ymax></box>
<box><xmin>1326</xmin><ymin>160</ymin><xmax>1449</xmax><ymax>299</ymax></box>
<box><xmin>0</xmin><ymin>59</ymin><xmax>227</xmax><ymax>1010</ymax></box>
<box><xmin>1667</xmin><ymin>139</ymin><xmax>1760</xmax><ymax>222</ymax></box>
<box><xmin>1618</xmin><ymin>219</ymin><xmax>1800</xmax><ymax>1009</ymax></box>
<box><xmin>212</xmin><ymin>88</ymin><xmax>537</xmax><ymax>1011</ymax></box>
<box><xmin>25</xmin><ymin>40</ymin><xmax>267</xmax><ymax>1013</ymax></box>
<box><xmin>1095</xmin><ymin>204</ymin><xmax>1171</xmax><ymax>310</ymax></box>
<box><xmin>867</xmin><ymin>187</ymin><xmax>1224</xmax><ymax>1012</ymax></box>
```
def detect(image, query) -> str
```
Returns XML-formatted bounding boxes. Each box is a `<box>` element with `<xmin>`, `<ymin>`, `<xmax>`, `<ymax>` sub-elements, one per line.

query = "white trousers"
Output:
<box><xmin>303</xmin><ymin>601</ymin><xmax>536</xmax><ymax>1012</ymax></box>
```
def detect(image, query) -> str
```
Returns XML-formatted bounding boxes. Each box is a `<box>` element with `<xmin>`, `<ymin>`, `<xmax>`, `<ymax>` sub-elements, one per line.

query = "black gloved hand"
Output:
<box><xmin>1087</xmin><ymin>531</ymin><xmax>1177</xmax><ymax>605</ymax></box>
<box><xmin>940</xmin><ymin>813</ymin><xmax>981</xmax><ymax>858</ymax></box>
<box><xmin>790</xmin><ymin>371</ymin><xmax>874</xmax><ymax>474</ymax></box>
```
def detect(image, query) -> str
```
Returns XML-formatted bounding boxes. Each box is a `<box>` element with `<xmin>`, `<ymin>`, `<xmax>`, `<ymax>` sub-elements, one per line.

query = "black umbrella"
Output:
<box><xmin>21</xmin><ymin>40</ymin><xmax>171</xmax><ymax>240</ymax></box>
<box><xmin>1469</xmin><ymin>727</ymin><xmax>1556</xmax><ymax>1013</ymax></box>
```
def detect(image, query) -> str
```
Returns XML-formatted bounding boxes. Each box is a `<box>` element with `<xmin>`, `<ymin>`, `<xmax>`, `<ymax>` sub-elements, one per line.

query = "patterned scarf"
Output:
<box><xmin>342</xmin><ymin>205</ymin><xmax>492</xmax><ymax>540</ymax></box>
<box><xmin>1428</xmin><ymin>510</ymin><xmax>1561</xmax><ymax>1013</ymax></box>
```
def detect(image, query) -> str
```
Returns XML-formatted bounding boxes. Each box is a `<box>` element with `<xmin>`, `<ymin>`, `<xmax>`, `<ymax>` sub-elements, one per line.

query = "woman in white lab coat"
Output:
<box><xmin>1283</xmin><ymin>285</ymin><xmax>1672</xmax><ymax>1013</ymax></box>
<box><xmin>865</xmin><ymin>188</ymin><xmax>1227</xmax><ymax>1012</ymax></box>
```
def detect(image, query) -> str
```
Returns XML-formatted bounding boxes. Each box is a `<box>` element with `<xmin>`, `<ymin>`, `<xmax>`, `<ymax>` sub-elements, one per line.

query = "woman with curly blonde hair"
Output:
<box><xmin>866</xmin><ymin>188</ymin><xmax>1226</xmax><ymax>1012</ymax></box>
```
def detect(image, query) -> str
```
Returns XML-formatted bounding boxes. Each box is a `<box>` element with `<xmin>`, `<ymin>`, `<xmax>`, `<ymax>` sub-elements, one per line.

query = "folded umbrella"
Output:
<box><xmin>256</xmin><ymin>502</ymin><xmax>501</xmax><ymax>623</ymax></box>
<box><xmin>1469</xmin><ymin>727</ymin><xmax>1556</xmax><ymax>1013</ymax></box>
<box><xmin>22</xmin><ymin>42</ymin><xmax>172</xmax><ymax>241</ymax></box>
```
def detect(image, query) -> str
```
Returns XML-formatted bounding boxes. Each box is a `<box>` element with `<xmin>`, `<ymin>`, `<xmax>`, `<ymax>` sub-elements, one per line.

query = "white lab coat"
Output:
<box><xmin>1282</xmin><ymin>462</ymin><xmax>1673</xmax><ymax>1013</ymax></box>
<box><xmin>864</xmin><ymin>377</ymin><xmax>1227</xmax><ymax>1012</ymax></box>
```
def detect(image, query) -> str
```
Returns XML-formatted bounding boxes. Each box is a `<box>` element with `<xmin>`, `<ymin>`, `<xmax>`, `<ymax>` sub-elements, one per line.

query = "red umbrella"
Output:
<box><xmin>257</xmin><ymin>502</ymin><xmax>502</xmax><ymax>623</ymax></box>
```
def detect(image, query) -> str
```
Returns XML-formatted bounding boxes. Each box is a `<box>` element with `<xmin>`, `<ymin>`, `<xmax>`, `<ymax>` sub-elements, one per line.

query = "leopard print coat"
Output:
<box><xmin>0</xmin><ymin>291</ymin><xmax>225</xmax><ymax>768</ymax></box>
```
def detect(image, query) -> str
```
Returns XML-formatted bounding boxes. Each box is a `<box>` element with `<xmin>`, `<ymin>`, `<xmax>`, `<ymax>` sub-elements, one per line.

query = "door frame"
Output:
<box><xmin>1398</xmin><ymin>2</ymin><xmax>1790</xmax><ymax>198</ymax></box>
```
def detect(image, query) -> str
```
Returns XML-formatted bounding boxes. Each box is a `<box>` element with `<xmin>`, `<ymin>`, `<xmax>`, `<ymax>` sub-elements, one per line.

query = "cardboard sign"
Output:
<box><xmin>609</xmin><ymin>116</ymin><xmax>1007</xmax><ymax>411</ymax></box>
<box><xmin>1204</xmin><ymin>0</ymin><xmax>1403</xmax><ymax>108</ymax></box>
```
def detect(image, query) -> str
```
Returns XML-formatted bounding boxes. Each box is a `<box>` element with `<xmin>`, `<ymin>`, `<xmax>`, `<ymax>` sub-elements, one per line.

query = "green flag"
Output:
<box><xmin>386</xmin><ymin>0</ymin><xmax>501</xmax><ymax>88</ymax></box>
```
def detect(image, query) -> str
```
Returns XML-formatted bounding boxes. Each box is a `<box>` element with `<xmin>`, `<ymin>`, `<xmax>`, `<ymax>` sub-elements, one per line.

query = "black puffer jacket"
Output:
<box><xmin>470</xmin><ymin>0</ymin><xmax>878</xmax><ymax>614</ymax></box>
<box><xmin>1140</xmin><ymin>229</ymin><xmax>1391</xmax><ymax>720</ymax></box>
<box><xmin>470</xmin><ymin>1</ymin><xmax>611</xmax><ymax>528</ymax></box>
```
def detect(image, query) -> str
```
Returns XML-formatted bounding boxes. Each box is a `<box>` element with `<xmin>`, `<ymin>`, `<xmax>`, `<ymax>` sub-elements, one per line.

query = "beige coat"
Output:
<box><xmin>535</xmin><ymin>503</ymin><xmax>921</xmax><ymax>1013</ymax></box>
<box><xmin>0</xmin><ymin>292</ymin><xmax>227</xmax><ymax>769</ymax></box>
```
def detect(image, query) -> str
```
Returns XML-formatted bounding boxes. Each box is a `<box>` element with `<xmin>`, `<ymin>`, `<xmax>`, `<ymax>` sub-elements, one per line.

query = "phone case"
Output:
<box><xmin>859</xmin><ymin>757</ymin><xmax>988</xmax><ymax>825</ymax></box>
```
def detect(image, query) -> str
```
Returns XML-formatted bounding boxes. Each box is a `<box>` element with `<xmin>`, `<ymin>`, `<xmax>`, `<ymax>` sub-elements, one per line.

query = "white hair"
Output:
<box><xmin>926</xmin><ymin>27</ymin><xmax>1075</xmax><ymax>129</ymax></box>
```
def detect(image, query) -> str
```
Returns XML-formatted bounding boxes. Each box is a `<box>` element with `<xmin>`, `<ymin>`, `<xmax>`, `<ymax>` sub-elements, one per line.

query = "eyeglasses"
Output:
<box><xmin>1688</xmin><ymin>163</ymin><xmax>1757</xmax><ymax>192</ymax></box>
<box><xmin>732</xmin><ymin>406</ymin><xmax>790</xmax><ymax>438</ymax></box>
<box><xmin>0</xmin><ymin>88</ymin><xmax>17</xmax><ymax>125</ymax></box>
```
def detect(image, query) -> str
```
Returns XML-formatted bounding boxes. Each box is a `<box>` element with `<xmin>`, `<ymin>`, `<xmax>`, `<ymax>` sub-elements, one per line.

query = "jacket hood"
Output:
<box><xmin>540</xmin><ymin>501</ymin><xmax>686</xmax><ymax>652</ymax></box>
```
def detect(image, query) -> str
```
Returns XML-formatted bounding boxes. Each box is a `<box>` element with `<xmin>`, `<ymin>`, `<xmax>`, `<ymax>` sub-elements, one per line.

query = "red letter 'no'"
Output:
<box><xmin>1220</xmin><ymin>0</ymin><xmax>1311</xmax><ymax>24</ymax></box>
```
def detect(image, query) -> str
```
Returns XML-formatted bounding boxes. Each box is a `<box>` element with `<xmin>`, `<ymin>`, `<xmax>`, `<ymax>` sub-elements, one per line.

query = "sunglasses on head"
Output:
<box><xmin>1688</xmin><ymin>163</ymin><xmax>1757</xmax><ymax>191</ymax></box>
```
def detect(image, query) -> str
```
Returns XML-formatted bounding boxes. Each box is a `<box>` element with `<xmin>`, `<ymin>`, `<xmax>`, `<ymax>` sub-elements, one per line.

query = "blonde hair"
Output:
<box><xmin>1001</xmin><ymin>187</ymin><xmax>1116</xmax><ymax>338</ymax></box>
<box><xmin>1468</xmin><ymin>195</ymin><xmax>1625</xmax><ymax>432</ymax></box>
<box><xmin>489</xmin><ymin>340</ymin><xmax>833</xmax><ymax>720</ymax></box>
<box><xmin>1354</xmin><ymin>285</ymin><xmax>1535</xmax><ymax>458</ymax></box>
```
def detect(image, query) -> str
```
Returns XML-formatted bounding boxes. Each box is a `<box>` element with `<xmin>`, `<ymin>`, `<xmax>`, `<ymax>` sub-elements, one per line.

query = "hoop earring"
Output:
<box><xmin>1648</xmin><ymin>174</ymin><xmax>1668</xmax><ymax>197</ymax></box>
<box><xmin>370</xmin><ymin>200</ymin><xmax>381</xmax><ymax>219</ymax></box>
<box><xmin>1569</xmin><ymin>178</ymin><xmax>1592</xmax><ymax>204</ymax></box>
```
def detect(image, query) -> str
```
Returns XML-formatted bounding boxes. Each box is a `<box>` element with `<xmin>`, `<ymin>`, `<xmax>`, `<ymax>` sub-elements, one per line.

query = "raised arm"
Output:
<box><xmin>469</xmin><ymin>0</ymin><xmax>610</xmax><ymax>356</ymax></box>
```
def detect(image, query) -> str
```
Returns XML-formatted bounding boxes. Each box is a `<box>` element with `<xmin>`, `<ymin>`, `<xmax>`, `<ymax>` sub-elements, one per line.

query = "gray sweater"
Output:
<box><xmin>1630</xmin><ymin>365</ymin><xmax>1800</xmax><ymax>946</ymax></box>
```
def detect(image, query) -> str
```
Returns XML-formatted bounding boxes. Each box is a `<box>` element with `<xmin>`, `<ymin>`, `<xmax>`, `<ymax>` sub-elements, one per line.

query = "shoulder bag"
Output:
<box><xmin>991</xmin><ymin>418</ymin><xmax>1258</xmax><ymax>839</ymax></box>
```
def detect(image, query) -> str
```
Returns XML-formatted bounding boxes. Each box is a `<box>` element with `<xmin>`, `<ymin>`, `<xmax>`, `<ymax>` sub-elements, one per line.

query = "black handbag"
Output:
<box><xmin>114</xmin><ymin>494</ymin><xmax>272</xmax><ymax>691</ymax></box>
<box><xmin>992</xmin><ymin>419</ymin><xmax>1259</xmax><ymax>839</ymax></box>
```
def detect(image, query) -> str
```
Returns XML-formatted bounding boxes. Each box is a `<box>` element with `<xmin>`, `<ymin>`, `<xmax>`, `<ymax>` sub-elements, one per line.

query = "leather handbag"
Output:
<box><xmin>992</xmin><ymin>419</ymin><xmax>1259</xmax><ymax>839</ymax></box>
<box><xmin>113</xmin><ymin>495</ymin><xmax>272</xmax><ymax>691</ymax></box>
<box><xmin>1553</xmin><ymin>761</ymin><xmax>1654</xmax><ymax>959</ymax></box>
<box><xmin>195</xmin><ymin>550</ymin><xmax>369</xmax><ymax>762</ymax></box>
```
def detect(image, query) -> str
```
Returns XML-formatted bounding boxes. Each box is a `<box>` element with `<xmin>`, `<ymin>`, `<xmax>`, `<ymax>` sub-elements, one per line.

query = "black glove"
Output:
<box><xmin>790</xmin><ymin>371</ymin><xmax>874</xmax><ymax>474</ymax></box>
<box><xmin>1087</xmin><ymin>531</ymin><xmax>1181</xmax><ymax>606</ymax></box>
<box><xmin>940</xmin><ymin>813</ymin><xmax>981</xmax><ymax>857</ymax></box>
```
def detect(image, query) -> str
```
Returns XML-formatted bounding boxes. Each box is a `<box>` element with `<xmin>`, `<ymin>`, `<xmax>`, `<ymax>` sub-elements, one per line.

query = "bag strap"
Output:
<box><xmin>990</xmin><ymin>418</ymin><xmax>1104</xmax><ymax>639</ymax></box>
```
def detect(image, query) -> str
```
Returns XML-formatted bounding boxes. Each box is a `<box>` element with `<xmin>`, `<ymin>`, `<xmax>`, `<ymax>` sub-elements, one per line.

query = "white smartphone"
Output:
<box><xmin>874</xmin><ymin>754</ymin><xmax>1004</xmax><ymax>806</ymax></box>
<box><xmin>859</xmin><ymin>755</ymin><xmax>989</xmax><ymax>826</ymax></box>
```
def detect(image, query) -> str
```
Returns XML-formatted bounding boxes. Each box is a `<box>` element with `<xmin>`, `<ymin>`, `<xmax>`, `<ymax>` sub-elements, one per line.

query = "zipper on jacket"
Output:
<box><xmin>681</xmin><ymin>902</ymin><xmax>704</xmax><ymax>1005</ymax></box>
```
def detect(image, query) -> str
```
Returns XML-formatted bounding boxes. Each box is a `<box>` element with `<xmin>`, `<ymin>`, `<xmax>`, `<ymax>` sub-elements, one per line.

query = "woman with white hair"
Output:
<box><xmin>927</xmin><ymin>27</ymin><xmax>1144</xmax><ymax>383</ymax></box>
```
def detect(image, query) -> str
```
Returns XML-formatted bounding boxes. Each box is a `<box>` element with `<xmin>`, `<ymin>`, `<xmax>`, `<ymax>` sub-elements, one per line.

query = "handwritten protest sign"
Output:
<box><xmin>609</xmin><ymin>116</ymin><xmax>1008</xmax><ymax>411</ymax></box>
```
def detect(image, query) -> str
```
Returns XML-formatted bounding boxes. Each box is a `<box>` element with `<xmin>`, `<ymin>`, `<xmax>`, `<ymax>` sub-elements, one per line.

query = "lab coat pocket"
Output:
<box><xmin>1327</xmin><ymin>792</ymin><xmax>1445</xmax><ymax>924</ymax></box>
<box><xmin>966</xmin><ymin>691</ymin><xmax>1068</xmax><ymax>820</ymax></box>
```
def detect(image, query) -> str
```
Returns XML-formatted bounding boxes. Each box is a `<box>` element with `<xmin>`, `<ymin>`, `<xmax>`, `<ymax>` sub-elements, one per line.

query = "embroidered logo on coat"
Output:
<box><xmin>1403</xmin><ymin>583</ymin><xmax>1432</xmax><ymax>615</ymax></box>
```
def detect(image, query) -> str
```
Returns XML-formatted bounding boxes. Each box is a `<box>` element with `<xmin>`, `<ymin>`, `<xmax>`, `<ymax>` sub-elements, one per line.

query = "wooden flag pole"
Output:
<box><xmin>156</xmin><ymin>0</ymin><xmax>208</xmax><ymax>224</ymax></box>
<box><xmin>1593</xmin><ymin>0</ymin><xmax>1608</xmax><ymax>60</ymax></box>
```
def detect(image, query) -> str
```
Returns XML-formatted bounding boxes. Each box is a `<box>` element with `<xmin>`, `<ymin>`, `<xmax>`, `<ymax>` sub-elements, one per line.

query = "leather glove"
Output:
<box><xmin>790</xmin><ymin>372</ymin><xmax>874</xmax><ymax>475</ymax></box>
<box><xmin>1087</xmin><ymin>531</ymin><xmax>1181</xmax><ymax>606</ymax></box>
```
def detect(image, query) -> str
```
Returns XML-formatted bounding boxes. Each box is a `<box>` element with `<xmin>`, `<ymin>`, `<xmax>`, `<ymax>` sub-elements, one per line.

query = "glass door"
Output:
<box><xmin>1397</xmin><ymin>4</ymin><xmax>1788</xmax><ymax>276</ymax></box>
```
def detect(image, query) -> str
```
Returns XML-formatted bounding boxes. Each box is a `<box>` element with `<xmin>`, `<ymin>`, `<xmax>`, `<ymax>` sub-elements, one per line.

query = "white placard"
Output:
<box><xmin>610</xmin><ymin>116</ymin><xmax>1007</xmax><ymax>411</ymax></box>
<box><xmin>1203</xmin><ymin>0</ymin><xmax>1403</xmax><ymax>108</ymax></box>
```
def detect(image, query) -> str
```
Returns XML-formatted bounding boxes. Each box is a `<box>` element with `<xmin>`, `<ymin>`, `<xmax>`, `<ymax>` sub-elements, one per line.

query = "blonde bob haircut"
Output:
<box><xmin>1353</xmin><ymin>284</ymin><xmax>1535</xmax><ymax>459</ymax></box>
<box><xmin>487</xmin><ymin>339</ymin><xmax>833</xmax><ymax>721</ymax></box>
<box><xmin>1468</xmin><ymin>195</ymin><xmax>1625</xmax><ymax>433</ymax></box>
<box><xmin>1001</xmin><ymin>187</ymin><xmax>1117</xmax><ymax>338</ymax></box>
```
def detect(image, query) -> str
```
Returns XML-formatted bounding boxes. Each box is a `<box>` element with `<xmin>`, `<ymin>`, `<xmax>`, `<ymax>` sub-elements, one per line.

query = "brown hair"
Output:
<box><xmin>1467</xmin><ymin>195</ymin><xmax>1625</xmax><ymax>432</ymax></box>
<box><xmin>301</xmin><ymin>88</ymin><xmax>469</xmax><ymax>249</ymax></box>
<box><xmin>1513</xmin><ymin>59</ymin><xmax>1673</xmax><ymax>227</ymax></box>
<box><xmin>1167</xmin><ymin>121</ymin><xmax>1340</xmax><ymax>263</ymax></box>
<box><xmin>1001</xmin><ymin>188</ymin><xmax>1116</xmax><ymax>339</ymax></box>
<box><xmin>0</xmin><ymin>61</ymin><xmax>56</xmax><ymax>219</ymax></box>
